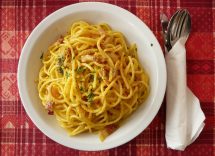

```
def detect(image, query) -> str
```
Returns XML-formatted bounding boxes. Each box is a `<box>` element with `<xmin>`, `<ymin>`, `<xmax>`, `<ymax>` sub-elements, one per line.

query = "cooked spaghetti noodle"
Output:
<box><xmin>38</xmin><ymin>21</ymin><xmax>149</xmax><ymax>141</ymax></box>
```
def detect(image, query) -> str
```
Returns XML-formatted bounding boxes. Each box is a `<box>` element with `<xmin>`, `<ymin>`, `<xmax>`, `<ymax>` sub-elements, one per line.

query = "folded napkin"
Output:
<box><xmin>165</xmin><ymin>38</ymin><xmax>206</xmax><ymax>150</ymax></box>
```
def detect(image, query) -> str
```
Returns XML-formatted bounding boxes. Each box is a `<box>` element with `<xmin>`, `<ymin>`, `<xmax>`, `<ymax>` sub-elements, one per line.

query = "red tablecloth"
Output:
<box><xmin>0</xmin><ymin>0</ymin><xmax>214</xmax><ymax>155</ymax></box>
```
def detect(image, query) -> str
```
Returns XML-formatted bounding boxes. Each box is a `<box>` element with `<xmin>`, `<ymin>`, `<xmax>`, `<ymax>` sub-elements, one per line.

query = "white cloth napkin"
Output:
<box><xmin>165</xmin><ymin>38</ymin><xmax>206</xmax><ymax>151</ymax></box>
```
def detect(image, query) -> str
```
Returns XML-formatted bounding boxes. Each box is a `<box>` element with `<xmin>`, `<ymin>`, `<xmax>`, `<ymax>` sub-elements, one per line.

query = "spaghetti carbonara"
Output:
<box><xmin>38</xmin><ymin>21</ymin><xmax>149</xmax><ymax>141</ymax></box>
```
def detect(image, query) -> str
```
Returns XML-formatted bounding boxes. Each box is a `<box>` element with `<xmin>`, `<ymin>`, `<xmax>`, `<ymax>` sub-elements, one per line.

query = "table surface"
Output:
<box><xmin>0</xmin><ymin>0</ymin><xmax>214</xmax><ymax>155</ymax></box>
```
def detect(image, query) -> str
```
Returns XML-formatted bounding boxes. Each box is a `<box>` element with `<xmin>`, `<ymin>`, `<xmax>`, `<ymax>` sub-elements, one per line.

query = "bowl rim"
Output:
<box><xmin>17</xmin><ymin>2</ymin><xmax>166</xmax><ymax>151</ymax></box>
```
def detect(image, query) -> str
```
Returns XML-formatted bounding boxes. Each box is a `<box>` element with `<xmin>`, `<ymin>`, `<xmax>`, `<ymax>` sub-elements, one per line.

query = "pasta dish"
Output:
<box><xmin>38</xmin><ymin>21</ymin><xmax>149</xmax><ymax>141</ymax></box>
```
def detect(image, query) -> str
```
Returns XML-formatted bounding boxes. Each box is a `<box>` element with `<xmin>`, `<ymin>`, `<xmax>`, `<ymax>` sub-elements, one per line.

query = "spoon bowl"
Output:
<box><xmin>166</xmin><ymin>9</ymin><xmax>191</xmax><ymax>51</ymax></box>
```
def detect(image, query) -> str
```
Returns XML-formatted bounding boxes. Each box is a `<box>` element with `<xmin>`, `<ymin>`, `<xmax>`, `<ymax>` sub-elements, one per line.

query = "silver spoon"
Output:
<box><xmin>166</xmin><ymin>10</ymin><xmax>180</xmax><ymax>51</ymax></box>
<box><xmin>166</xmin><ymin>9</ymin><xmax>191</xmax><ymax>51</ymax></box>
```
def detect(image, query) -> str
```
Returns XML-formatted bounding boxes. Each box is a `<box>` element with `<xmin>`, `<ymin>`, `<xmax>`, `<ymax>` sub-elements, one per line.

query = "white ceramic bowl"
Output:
<box><xmin>18</xmin><ymin>2</ymin><xmax>166</xmax><ymax>151</ymax></box>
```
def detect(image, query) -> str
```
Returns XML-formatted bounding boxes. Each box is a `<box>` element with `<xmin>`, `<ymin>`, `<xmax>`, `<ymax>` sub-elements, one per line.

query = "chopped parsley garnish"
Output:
<box><xmin>58</xmin><ymin>67</ymin><xmax>64</xmax><ymax>74</ymax></box>
<box><xmin>57</xmin><ymin>56</ymin><xmax>65</xmax><ymax>75</ymax></box>
<box><xmin>40</xmin><ymin>53</ymin><xmax>44</xmax><ymax>60</ymax></box>
<box><xmin>66</xmin><ymin>71</ymin><xmax>70</xmax><ymax>79</ymax></box>
<box><xmin>58</xmin><ymin>56</ymin><xmax>65</xmax><ymax>66</ymax></box>
<box><xmin>76</xmin><ymin>66</ymin><xmax>85</xmax><ymax>74</ymax></box>
<box><xmin>80</xmin><ymin>86</ymin><xmax>84</xmax><ymax>92</ymax></box>
<box><xmin>87</xmin><ymin>92</ymin><xmax>94</xmax><ymax>103</ymax></box>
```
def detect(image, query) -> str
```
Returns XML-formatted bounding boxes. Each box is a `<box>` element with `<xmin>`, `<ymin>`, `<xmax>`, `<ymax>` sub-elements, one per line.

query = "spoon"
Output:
<box><xmin>166</xmin><ymin>9</ymin><xmax>191</xmax><ymax>51</ymax></box>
